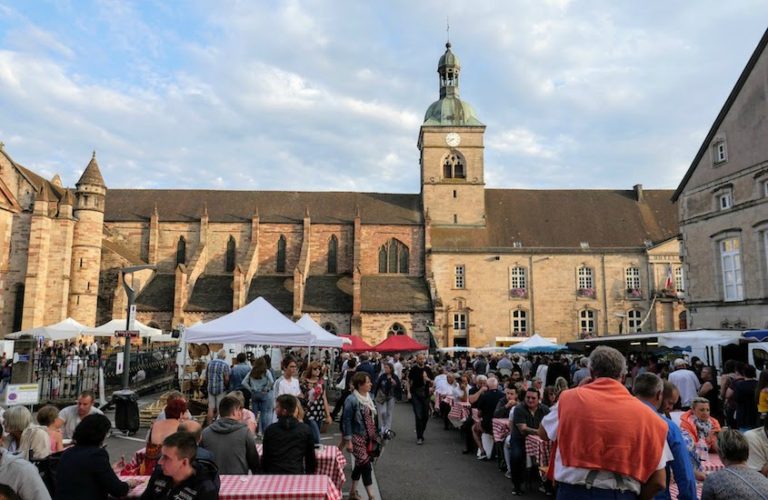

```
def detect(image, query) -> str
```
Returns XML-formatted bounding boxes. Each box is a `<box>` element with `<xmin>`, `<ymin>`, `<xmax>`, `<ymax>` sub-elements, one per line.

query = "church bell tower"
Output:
<box><xmin>419</xmin><ymin>42</ymin><xmax>486</xmax><ymax>226</ymax></box>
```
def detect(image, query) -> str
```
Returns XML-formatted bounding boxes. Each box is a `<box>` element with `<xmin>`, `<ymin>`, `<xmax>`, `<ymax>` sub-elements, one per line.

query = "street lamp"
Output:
<box><xmin>121</xmin><ymin>264</ymin><xmax>156</xmax><ymax>390</ymax></box>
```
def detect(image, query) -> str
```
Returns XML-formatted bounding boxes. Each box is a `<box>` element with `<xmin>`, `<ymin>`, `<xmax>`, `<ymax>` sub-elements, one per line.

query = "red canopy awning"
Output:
<box><xmin>373</xmin><ymin>335</ymin><xmax>428</xmax><ymax>353</ymax></box>
<box><xmin>338</xmin><ymin>335</ymin><xmax>373</xmax><ymax>353</ymax></box>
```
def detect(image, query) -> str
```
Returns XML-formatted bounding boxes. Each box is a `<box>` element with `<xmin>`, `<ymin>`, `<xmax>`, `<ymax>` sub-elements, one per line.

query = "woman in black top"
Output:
<box><xmin>55</xmin><ymin>414</ymin><xmax>142</xmax><ymax>499</ymax></box>
<box><xmin>727</xmin><ymin>364</ymin><xmax>760</xmax><ymax>432</ymax></box>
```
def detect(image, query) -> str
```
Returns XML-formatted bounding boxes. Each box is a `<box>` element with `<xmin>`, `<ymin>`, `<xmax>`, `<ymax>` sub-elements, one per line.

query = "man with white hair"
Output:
<box><xmin>206</xmin><ymin>349</ymin><xmax>230</xmax><ymax>424</ymax></box>
<box><xmin>539</xmin><ymin>346</ymin><xmax>671</xmax><ymax>499</ymax></box>
<box><xmin>667</xmin><ymin>358</ymin><xmax>700</xmax><ymax>410</ymax></box>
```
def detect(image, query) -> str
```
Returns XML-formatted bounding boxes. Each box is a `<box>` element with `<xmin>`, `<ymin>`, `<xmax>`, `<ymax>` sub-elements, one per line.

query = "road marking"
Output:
<box><xmin>111</xmin><ymin>434</ymin><xmax>146</xmax><ymax>443</ymax></box>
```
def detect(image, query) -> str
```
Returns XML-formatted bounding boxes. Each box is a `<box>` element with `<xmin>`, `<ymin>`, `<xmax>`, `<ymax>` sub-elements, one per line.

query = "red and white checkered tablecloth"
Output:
<box><xmin>669</xmin><ymin>480</ymin><xmax>703</xmax><ymax>500</ymax></box>
<box><xmin>492</xmin><ymin>419</ymin><xmax>510</xmax><ymax>442</ymax></box>
<box><xmin>256</xmin><ymin>445</ymin><xmax>346</xmax><ymax>490</ymax></box>
<box><xmin>446</xmin><ymin>397</ymin><xmax>471</xmax><ymax>422</ymax></box>
<box><xmin>700</xmin><ymin>452</ymin><xmax>724</xmax><ymax>473</ymax></box>
<box><xmin>524</xmin><ymin>435</ymin><xmax>551</xmax><ymax>466</ymax></box>
<box><xmin>129</xmin><ymin>474</ymin><xmax>341</xmax><ymax>500</ymax></box>
<box><xmin>122</xmin><ymin>445</ymin><xmax>346</xmax><ymax>491</ymax></box>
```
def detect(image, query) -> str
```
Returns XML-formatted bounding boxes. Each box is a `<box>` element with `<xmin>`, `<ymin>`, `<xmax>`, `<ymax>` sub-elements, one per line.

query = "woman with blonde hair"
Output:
<box><xmin>36</xmin><ymin>404</ymin><xmax>65</xmax><ymax>453</ymax></box>
<box><xmin>3</xmin><ymin>405</ymin><xmax>51</xmax><ymax>460</ymax></box>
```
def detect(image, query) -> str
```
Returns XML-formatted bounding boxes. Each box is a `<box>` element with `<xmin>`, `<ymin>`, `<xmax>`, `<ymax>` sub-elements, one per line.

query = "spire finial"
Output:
<box><xmin>446</xmin><ymin>17</ymin><xmax>450</xmax><ymax>47</ymax></box>
<box><xmin>92</xmin><ymin>150</ymin><xmax>96</xmax><ymax>160</ymax></box>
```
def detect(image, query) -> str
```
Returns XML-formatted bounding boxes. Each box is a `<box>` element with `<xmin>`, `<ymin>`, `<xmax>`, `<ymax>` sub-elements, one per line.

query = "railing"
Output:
<box><xmin>30</xmin><ymin>345</ymin><xmax>178</xmax><ymax>402</ymax></box>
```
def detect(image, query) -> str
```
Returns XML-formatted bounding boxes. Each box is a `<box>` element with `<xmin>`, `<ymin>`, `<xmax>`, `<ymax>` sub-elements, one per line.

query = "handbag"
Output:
<box><xmin>335</xmin><ymin>370</ymin><xmax>347</xmax><ymax>390</ymax></box>
<box><xmin>367</xmin><ymin>437</ymin><xmax>383</xmax><ymax>459</ymax></box>
<box><xmin>374</xmin><ymin>390</ymin><xmax>387</xmax><ymax>405</ymax></box>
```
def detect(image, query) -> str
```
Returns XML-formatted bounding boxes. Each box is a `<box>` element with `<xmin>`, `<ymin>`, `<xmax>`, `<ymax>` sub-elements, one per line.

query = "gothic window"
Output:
<box><xmin>176</xmin><ymin>236</ymin><xmax>186</xmax><ymax>265</ymax></box>
<box><xmin>442</xmin><ymin>152</ymin><xmax>466</xmax><ymax>179</ymax></box>
<box><xmin>322</xmin><ymin>322</ymin><xmax>338</xmax><ymax>335</ymax></box>
<box><xmin>378</xmin><ymin>238</ymin><xmax>409</xmax><ymax>274</ymax></box>
<box><xmin>388</xmin><ymin>323</ymin><xmax>406</xmax><ymax>336</ymax></box>
<box><xmin>12</xmin><ymin>284</ymin><xmax>24</xmax><ymax>332</ymax></box>
<box><xmin>276</xmin><ymin>235</ymin><xmax>287</xmax><ymax>273</ymax></box>
<box><xmin>225</xmin><ymin>236</ymin><xmax>236</xmax><ymax>272</ymax></box>
<box><xmin>327</xmin><ymin>235</ymin><xmax>338</xmax><ymax>274</ymax></box>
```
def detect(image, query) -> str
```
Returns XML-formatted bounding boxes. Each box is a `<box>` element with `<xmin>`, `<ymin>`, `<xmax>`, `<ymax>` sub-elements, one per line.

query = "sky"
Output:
<box><xmin>1</xmin><ymin>1</ymin><xmax>767</xmax><ymax>194</ymax></box>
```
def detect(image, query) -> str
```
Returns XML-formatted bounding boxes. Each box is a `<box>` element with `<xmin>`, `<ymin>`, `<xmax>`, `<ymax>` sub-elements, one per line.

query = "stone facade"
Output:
<box><xmin>673</xmin><ymin>29</ymin><xmax>768</xmax><ymax>330</ymax></box>
<box><xmin>0</xmin><ymin>42</ymin><xmax>689</xmax><ymax>346</ymax></box>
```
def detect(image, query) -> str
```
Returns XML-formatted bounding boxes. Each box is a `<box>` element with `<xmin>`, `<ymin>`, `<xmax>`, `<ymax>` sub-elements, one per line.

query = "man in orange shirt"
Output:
<box><xmin>539</xmin><ymin>346</ymin><xmax>671</xmax><ymax>499</ymax></box>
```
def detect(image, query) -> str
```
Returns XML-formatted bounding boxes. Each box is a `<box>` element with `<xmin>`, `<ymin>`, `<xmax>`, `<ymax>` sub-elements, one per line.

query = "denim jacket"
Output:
<box><xmin>342</xmin><ymin>394</ymin><xmax>367</xmax><ymax>441</ymax></box>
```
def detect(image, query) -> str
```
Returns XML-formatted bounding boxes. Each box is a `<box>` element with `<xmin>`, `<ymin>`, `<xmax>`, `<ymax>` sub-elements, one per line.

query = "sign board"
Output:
<box><xmin>114</xmin><ymin>330</ymin><xmax>140</xmax><ymax>338</ymax></box>
<box><xmin>116</xmin><ymin>352</ymin><xmax>124</xmax><ymax>375</ymax></box>
<box><xmin>128</xmin><ymin>304</ymin><xmax>137</xmax><ymax>326</ymax></box>
<box><xmin>5</xmin><ymin>383</ymin><xmax>40</xmax><ymax>406</ymax></box>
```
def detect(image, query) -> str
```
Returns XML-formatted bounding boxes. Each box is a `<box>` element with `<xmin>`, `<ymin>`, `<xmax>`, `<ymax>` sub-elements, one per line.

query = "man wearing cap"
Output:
<box><xmin>668</xmin><ymin>359</ymin><xmax>700</xmax><ymax>411</ymax></box>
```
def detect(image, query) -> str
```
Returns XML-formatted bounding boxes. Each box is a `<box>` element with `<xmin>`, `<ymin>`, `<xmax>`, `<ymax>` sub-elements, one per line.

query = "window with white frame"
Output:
<box><xmin>713</xmin><ymin>140</ymin><xmax>727</xmax><ymax>164</ymax></box>
<box><xmin>674</xmin><ymin>267</ymin><xmax>685</xmax><ymax>293</ymax></box>
<box><xmin>454</xmin><ymin>265</ymin><xmax>465</xmax><ymax>289</ymax></box>
<box><xmin>625</xmin><ymin>267</ymin><xmax>641</xmax><ymax>291</ymax></box>
<box><xmin>510</xmin><ymin>266</ymin><xmax>527</xmax><ymax>297</ymax></box>
<box><xmin>579</xmin><ymin>309</ymin><xmax>596</xmax><ymax>335</ymax></box>
<box><xmin>720</xmin><ymin>238</ymin><xmax>744</xmax><ymax>301</ymax></box>
<box><xmin>453</xmin><ymin>313</ymin><xmax>467</xmax><ymax>335</ymax></box>
<box><xmin>577</xmin><ymin>266</ymin><xmax>595</xmax><ymax>297</ymax></box>
<box><xmin>717</xmin><ymin>188</ymin><xmax>733</xmax><ymax>210</ymax></box>
<box><xmin>627</xmin><ymin>309</ymin><xmax>642</xmax><ymax>333</ymax></box>
<box><xmin>511</xmin><ymin>309</ymin><xmax>528</xmax><ymax>335</ymax></box>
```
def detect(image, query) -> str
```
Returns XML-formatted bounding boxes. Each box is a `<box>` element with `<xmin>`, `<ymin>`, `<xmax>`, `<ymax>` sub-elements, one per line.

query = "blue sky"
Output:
<box><xmin>1</xmin><ymin>1</ymin><xmax>767</xmax><ymax>193</ymax></box>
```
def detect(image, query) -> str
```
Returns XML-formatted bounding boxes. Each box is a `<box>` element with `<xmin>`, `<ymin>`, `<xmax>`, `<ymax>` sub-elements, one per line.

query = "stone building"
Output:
<box><xmin>0</xmin><ymin>42</ymin><xmax>685</xmax><ymax>346</ymax></box>
<box><xmin>673</xmin><ymin>28</ymin><xmax>768</xmax><ymax>330</ymax></box>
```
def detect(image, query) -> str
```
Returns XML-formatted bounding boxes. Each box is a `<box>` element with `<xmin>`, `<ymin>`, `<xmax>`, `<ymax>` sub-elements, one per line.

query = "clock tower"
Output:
<box><xmin>419</xmin><ymin>42</ymin><xmax>486</xmax><ymax>227</ymax></box>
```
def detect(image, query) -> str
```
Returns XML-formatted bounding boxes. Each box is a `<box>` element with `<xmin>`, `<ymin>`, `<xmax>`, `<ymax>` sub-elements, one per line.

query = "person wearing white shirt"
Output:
<box><xmin>668</xmin><ymin>358</ymin><xmax>701</xmax><ymax>409</ymax></box>
<box><xmin>436</xmin><ymin>373</ymin><xmax>461</xmax><ymax>430</ymax></box>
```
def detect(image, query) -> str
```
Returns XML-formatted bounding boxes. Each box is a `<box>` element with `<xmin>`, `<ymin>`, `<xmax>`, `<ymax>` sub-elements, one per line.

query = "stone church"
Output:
<box><xmin>0</xmin><ymin>43</ymin><xmax>685</xmax><ymax>347</ymax></box>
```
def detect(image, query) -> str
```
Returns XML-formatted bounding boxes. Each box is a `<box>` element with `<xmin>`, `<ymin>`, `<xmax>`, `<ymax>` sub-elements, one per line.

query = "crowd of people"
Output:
<box><xmin>0</xmin><ymin>343</ymin><xmax>767</xmax><ymax>499</ymax></box>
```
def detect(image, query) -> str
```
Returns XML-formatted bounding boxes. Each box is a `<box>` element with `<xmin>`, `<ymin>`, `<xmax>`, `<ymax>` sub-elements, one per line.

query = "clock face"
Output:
<box><xmin>445</xmin><ymin>132</ymin><xmax>461</xmax><ymax>147</ymax></box>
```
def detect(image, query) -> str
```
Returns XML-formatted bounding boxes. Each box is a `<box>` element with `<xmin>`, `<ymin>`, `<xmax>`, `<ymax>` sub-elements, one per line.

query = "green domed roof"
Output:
<box><xmin>423</xmin><ymin>96</ymin><xmax>483</xmax><ymax>126</ymax></box>
<box><xmin>438</xmin><ymin>42</ymin><xmax>460</xmax><ymax>69</ymax></box>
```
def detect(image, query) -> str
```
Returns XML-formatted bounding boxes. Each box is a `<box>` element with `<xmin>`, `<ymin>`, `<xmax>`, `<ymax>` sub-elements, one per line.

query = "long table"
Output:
<box><xmin>121</xmin><ymin>445</ymin><xmax>346</xmax><ymax>491</ymax></box>
<box><xmin>670</xmin><ymin>452</ymin><xmax>725</xmax><ymax>500</ymax></box>
<box><xmin>129</xmin><ymin>474</ymin><xmax>341</xmax><ymax>500</ymax></box>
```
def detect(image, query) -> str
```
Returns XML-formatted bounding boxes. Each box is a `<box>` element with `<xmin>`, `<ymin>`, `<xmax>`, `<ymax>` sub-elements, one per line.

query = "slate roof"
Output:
<box><xmin>135</xmin><ymin>274</ymin><xmax>175</xmax><ymax>311</ymax></box>
<box><xmin>360</xmin><ymin>276</ymin><xmax>432</xmax><ymax>312</ymax></box>
<box><xmin>247</xmin><ymin>276</ymin><xmax>294</xmax><ymax>313</ymax></box>
<box><xmin>673</xmin><ymin>27</ymin><xmax>768</xmax><ymax>201</ymax></box>
<box><xmin>431</xmin><ymin>189</ymin><xmax>678</xmax><ymax>251</ymax></box>
<box><xmin>102</xmin><ymin>238</ymin><xmax>145</xmax><ymax>265</ymax></box>
<box><xmin>77</xmin><ymin>153</ymin><xmax>106</xmax><ymax>187</ymax></box>
<box><xmin>302</xmin><ymin>275</ymin><xmax>353</xmax><ymax>313</ymax></box>
<box><xmin>104</xmin><ymin>191</ymin><xmax>421</xmax><ymax>225</ymax></box>
<box><xmin>186</xmin><ymin>275</ymin><xmax>233</xmax><ymax>312</ymax></box>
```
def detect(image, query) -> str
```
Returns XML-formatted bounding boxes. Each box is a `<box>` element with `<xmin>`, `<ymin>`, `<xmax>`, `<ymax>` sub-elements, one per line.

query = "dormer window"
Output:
<box><xmin>713</xmin><ymin>140</ymin><xmax>727</xmax><ymax>165</ymax></box>
<box><xmin>717</xmin><ymin>189</ymin><xmax>733</xmax><ymax>210</ymax></box>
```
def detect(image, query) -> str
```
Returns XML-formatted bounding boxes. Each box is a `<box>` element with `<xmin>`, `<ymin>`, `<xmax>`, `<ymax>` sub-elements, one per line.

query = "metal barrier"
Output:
<box><xmin>31</xmin><ymin>346</ymin><xmax>178</xmax><ymax>402</ymax></box>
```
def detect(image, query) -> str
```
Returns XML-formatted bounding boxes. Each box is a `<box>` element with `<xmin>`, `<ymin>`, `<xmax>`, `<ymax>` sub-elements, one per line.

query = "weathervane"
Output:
<box><xmin>446</xmin><ymin>17</ymin><xmax>450</xmax><ymax>44</ymax></box>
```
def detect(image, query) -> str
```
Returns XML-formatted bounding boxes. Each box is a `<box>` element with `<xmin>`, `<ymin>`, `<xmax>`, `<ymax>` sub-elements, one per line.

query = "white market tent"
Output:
<box><xmin>437</xmin><ymin>346</ymin><xmax>477</xmax><ymax>353</ymax></box>
<box><xmin>150</xmin><ymin>333</ymin><xmax>179</xmax><ymax>343</ymax></box>
<box><xmin>506</xmin><ymin>334</ymin><xmax>568</xmax><ymax>353</ymax></box>
<box><xmin>295</xmin><ymin>314</ymin><xmax>351</xmax><ymax>348</ymax></box>
<box><xmin>184</xmin><ymin>297</ymin><xmax>313</xmax><ymax>345</ymax></box>
<box><xmin>7</xmin><ymin>317</ymin><xmax>89</xmax><ymax>341</ymax></box>
<box><xmin>658</xmin><ymin>330</ymin><xmax>744</xmax><ymax>349</ymax></box>
<box><xmin>83</xmin><ymin>319</ymin><xmax>163</xmax><ymax>338</ymax></box>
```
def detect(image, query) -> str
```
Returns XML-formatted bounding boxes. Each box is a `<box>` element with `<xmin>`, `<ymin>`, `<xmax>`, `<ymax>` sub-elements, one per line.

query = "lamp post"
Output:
<box><xmin>120</xmin><ymin>264</ymin><xmax>156</xmax><ymax>390</ymax></box>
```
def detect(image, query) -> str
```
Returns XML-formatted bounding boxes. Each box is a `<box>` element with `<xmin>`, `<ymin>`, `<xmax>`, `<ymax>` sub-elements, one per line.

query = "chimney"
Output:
<box><xmin>633</xmin><ymin>184</ymin><xmax>644</xmax><ymax>202</ymax></box>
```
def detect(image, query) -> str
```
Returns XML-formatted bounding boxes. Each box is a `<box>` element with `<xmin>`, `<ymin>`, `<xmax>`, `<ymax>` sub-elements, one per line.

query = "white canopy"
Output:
<box><xmin>184</xmin><ymin>297</ymin><xmax>313</xmax><ymax>345</ymax></box>
<box><xmin>658</xmin><ymin>330</ymin><xmax>745</xmax><ymax>349</ymax></box>
<box><xmin>7</xmin><ymin>317</ymin><xmax>88</xmax><ymax>341</ymax></box>
<box><xmin>437</xmin><ymin>347</ymin><xmax>477</xmax><ymax>353</ymax></box>
<box><xmin>506</xmin><ymin>334</ymin><xmax>567</xmax><ymax>353</ymax></box>
<box><xmin>150</xmin><ymin>334</ymin><xmax>179</xmax><ymax>343</ymax></box>
<box><xmin>296</xmin><ymin>314</ymin><xmax>351</xmax><ymax>348</ymax></box>
<box><xmin>83</xmin><ymin>319</ymin><xmax>163</xmax><ymax>338</ymax></box>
